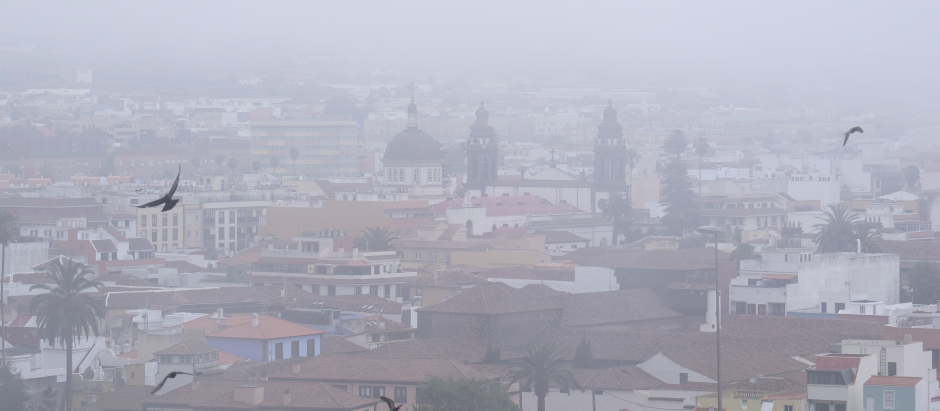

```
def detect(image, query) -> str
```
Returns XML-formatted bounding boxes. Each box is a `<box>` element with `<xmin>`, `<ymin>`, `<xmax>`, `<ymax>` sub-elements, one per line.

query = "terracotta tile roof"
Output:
<box><xmin>8</xmin><ymin>272</ymin><xmax>52</xmax><ymax>284</ymax></box>
<box><xmin>415</xmin><ymin>268</ymin><xmax>485</xmax><ymax>286</ymax></box>
<box><xmin>218</xmin><ymin>351</ymin><xmax>248</xmax><ymax>366</ymax></box>
<box><xmin>480</xmin><ymin>266</ymin><xmax>575</xmax><ymax>282</ymax></box>
<box><xmin>814</xmin><ymin>355</ymin><xmax>863</xmax><ymax>371</ymax></box>
<box><xmin>271</xmin><ymin>355</ymin><xmax>485</xmax><ymax>384</ymax></box>
<box><xmin>561</xmin><ymin>246</ymin><xmax>731</xmax><ymax>270</ymax></box>
<box><xmin>877</xmin><ymin>239</ymin><xmax>940</xmax><ymax>261</ymax></box>
<box><xmin>864</xmin><ymin>375</ymin><xmax>922</xmax><ymax>387</ymax></box>
<box><xmin>519</xmin><ymin>283</ymin><xmax>568</xmax><ymax>297</ymax></box>
<box><xmin>362</xmin><ymin>315</ymin><xmax>410</xmax><ymax>332</ymax></box>
<box><xmin>194</xmin><ymin>314</ymin><xmax>324</xmax><ymax>340</ymax></box>
<box><xmin>117</xmin><ymin>350</ymin><xmax>138</xmax><ymax>360</ymax></box>
<box><xmin>416</xmin><ymin>282</ymin><xmax>565</xmax><ymax>315</ymax></box>
<box><xmin>288</xmin><ymin>293</ymin><xmax>403</xmax><ymax>314</ymax></box>
<box><xmin>537</xmin><ymin>230</ymin><xmax>590</xmax><ymax>244</ymax></box>
<box><xmin>144</xmin><ymin>380</ymin><xmax>378</xmax><ymax>410</ymax></box>
<box><xmin>319</xmin><ymin>335</ymin><xmax>367</xmax><ymax>356</ymax></box>
<box><xmin>127</xmin><ymin>237</ymin><xmax>153</xmax><ymax>251</ymax></box>
<box><xmin>164</xmin><ymin>260</ymin><xmax>223</xmax><ymax>273</ymax></box>
<box><xmin>439</xmin><ymin>224</ymin><xmax>464</xmax><ymax>240</ymax></box>
<box><xmin>155</xmin><ymin>340</ymin><xmax>219</xmax><ymax>355</ymax></box>
<box><xmin>104</xmin><ymin>286</ymin><xmax>294</xmax><ymax>310</ymax></box>
<box><xmin>213</xmin><ymin>357</ymin><xmax>308</xmax><ymax>381</ymax></box>
<box><xmin>91</xmin><ymin>385</ymin><xmax>154</xmax><ymax>411</ymax></box>
<box><xmin>355</xmin><ymin>336</ymin><xmax>489</xmax><ymax>363</ymax></box>
<box><xmin>570</xmin><ymin>366</ymin><xmax>662</xmax><ymax>390</ymax></box>
<box><xmin>555</xmin><ymin>289</ymin><xmax>684</xmax><ymax>327</ymax></box>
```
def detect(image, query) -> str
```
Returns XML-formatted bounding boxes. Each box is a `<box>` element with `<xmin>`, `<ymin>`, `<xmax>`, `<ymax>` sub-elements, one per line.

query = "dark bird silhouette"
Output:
<box><xmin>151</xmin><ymin>371</ymin><xmax>200</xmax><ymax>394</ymax></box>
<box><xmin>843</xmin><ymin>126</ymin><xmax>863</xmax><ymax>146</ymax></box>
<box><xmin>137</xmin><ymin>165</ymin><xmax>181</xmax><ymax>212</ymax></box>
<box><xmin>380</xmin><ymin>396</ymin><xmax>403</xmax><ymax>411</ymax></box>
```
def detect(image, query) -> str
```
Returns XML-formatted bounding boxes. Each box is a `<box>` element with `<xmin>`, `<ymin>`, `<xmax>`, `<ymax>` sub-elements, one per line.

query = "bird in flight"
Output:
<box><xmin>843</xmin><ymin>126</ymin><xmax>863</xmax><ymax>146</ymax></box>
<box><xmin>137</xmin><ymin>165</ymin><xmax>181</xmax><ymax>212</ymax></box>
<box><xmin>151</xmin><ymin>371</ymin><xmax>200</xmax><ymax>394</ymax></box>
<box><xmin>380</xmin><ymin>396</ymin><xmax>403</xmax><ymax>411</ymax></box>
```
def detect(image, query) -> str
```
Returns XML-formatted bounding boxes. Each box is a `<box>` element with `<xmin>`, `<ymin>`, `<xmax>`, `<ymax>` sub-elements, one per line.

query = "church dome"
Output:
<box><xmin>384</xmin><ymin>127</ymin><xmax>442</xmax><ymax>162</ymax></box>
<box><xmin>469</xmin><ymin>102</ymin><xmax>496</xmax><ymax>140</ymax></box>
<box><xmin>597</xmin><ymin>101</ymin><xmax>623</xmax><ymax>139</ymax></box>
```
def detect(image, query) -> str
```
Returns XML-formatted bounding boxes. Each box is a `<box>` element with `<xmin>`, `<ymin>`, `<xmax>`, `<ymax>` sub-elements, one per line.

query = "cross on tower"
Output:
<box><xmin>408</xmin><ymin>81</ymin><xmax>416</xmax><ymax>101</ymax></box>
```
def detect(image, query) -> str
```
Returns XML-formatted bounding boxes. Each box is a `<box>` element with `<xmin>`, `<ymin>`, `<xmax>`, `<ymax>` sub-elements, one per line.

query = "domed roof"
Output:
<box><xmin>384</xmin><ymin>127</ymin><xmax>443</xmax><ymax>162</ymax></box>
<box><xmin>597</xmin><ymin>100</ymin><xmax>623</xmax><ymax>139</ymax></box>
<box><xmin>469</xmin><ymin>101</ymin><xmax>496</xmax><ymax>140</ymax></box>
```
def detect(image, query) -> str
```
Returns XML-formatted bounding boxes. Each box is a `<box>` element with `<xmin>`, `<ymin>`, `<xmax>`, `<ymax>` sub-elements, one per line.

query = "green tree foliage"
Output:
<box><xmin>351</xmin><ymin>227</ymin><xmax>394</xmax><ymax>251</ymax></box>
<box><xmin>289</xmin><ymin>147</ymin><xmax>300</xmax><ymax>175</ymax></box>
<box><xmin>508</xmin><ymin>342</ymin><xmax>583</xmax><ymax>411</ymax></box>
<box><xmin>411</xmin><ymin>376</ymin><xmax>520</xmax><ymax>411</ymax></box>
<box><xmin>625</xmin><ymin>149</ymin><xmax>640</xmax><ymax>186</ymax></box>
<box><xmin>663</xmin><ymin>130</ymin><xmax>688</xmax><ymax>162</ymax></box>
<box><xmin>730</xmin><ymin>226</ymin><xmax>743</xmax><ymax>244</ymax></box>
<box><xmin>730</xmin><ymin>243</ymin><xmax>761</xmax><ymax>261</ymax></box>
<box><xmin>251</xmin><ymin>161</ymin><xmax>262</xmax><ymax>174</ymax></box>
<box><xmin>269</xmin><ymin>156</ymin><xmax>281</xmax><ymax>175</ymax></box>
<box><xmin>29</xmin><ymin>259</ymin><xmax>105</xmax><ymax>411</ymax></box>
<box><xmin>0</xmin><ymin>211</ymin><xmax>16</xmax><ymax>365</ymax></box>
<box><xmin>38</xmin><ymin>384</ymin><xmax>57</xmax><ymax>411</ymax></box>
<box><xmin>481</xmin><ymin>346</ymin><xmax>501</xmax><ymax>364</ymax></box>
<box><xmin>226</xmin><ymin>157</ymin><xmax>239</xmax><ymax>179</ymax></box>
<box><xmin>573</xmin><ymin>337</ymin><xmax>594</xmax><ymax>369</ymax></box>
<box><xmin>908</xmin><ymin>261</ymin><xmax>940</xmax><ymax>304</ymax></box>
<box><xmin>599</xmin><ymin>192</ymin><xmax>632</xmax><ymax>246</ymax></box>
<box><xmin>903</xmin><ymin>165</ymin><xmax>920</xmax><ymax>190</ymax></box>
<box><xmin>813</xmin><ymin>203</ymin><xmax>882</xmax><ymax>253</ymax></box>
<box><xmin>0</xmin><ymin>366</ymin><xmax>29</xmax><ymax>411</ymax></box>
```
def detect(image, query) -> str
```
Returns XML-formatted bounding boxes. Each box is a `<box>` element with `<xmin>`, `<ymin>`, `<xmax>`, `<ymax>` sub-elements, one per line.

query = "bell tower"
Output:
<box><xmin>465</xmin><ymin>102</ymin><xmax>499</xmax><ymax>190</ymax></box>
<box><xmin>594</xmin><ymin>101</ymin><xmax>627</xmax><ymax>188</ymax></box>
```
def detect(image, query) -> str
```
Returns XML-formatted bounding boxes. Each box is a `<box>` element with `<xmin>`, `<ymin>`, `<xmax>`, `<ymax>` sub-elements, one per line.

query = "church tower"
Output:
<box><xmin>593</xmin><ymin>101</ymin><xmax>627</xmax><ymax>188</ymax></box>
<box><xmin>465</xmin><ymin>102</ymin><xmax>499</xmax><ymax>190</ymax></box>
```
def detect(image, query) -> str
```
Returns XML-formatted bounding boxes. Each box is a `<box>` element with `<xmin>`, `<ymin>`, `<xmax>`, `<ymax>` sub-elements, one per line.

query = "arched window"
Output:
<box><xmin>414</xmin><ymin>168</ymin><xmax>420</xmax><ymax>184</ymax></box>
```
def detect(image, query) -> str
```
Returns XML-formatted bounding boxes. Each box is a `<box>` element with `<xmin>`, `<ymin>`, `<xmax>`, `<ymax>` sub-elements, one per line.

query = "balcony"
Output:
<box><xmin>807</xmin><ymin>384</ymin><xmax>849</xmax><ymax>402</ymax></box>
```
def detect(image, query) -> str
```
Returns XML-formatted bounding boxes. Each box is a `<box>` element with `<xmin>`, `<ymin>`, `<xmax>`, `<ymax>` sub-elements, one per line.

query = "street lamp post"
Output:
<box><xmin>697</xmin><ymin>225</ymin><xmax>722</xmax><ymax>411</ymax></box>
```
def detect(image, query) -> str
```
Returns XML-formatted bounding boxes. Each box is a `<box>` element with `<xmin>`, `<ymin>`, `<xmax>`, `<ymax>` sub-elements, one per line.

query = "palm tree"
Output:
<box><xmin>289</xmin><ymin>147</ymin><xmax>300</xmax><ymax>175</ymax></box>
<box><xmin>625</xmin><ymin>148</ymin><xmax>640</xmax><ymax>187</ymax></box>
<box><xmin>29</xmin><ymin>259</ymin><xmax>104</xmax><ymax>411</ymax></box>
<box><xmin>251</xmin><ymin>161</ymin><xmax>262</xmax><ymax>174</ymax></box>
<box><xmin>599</xmin><ymin>192</ymin><xmax>632</xmax><ymax>246</ymax></box>
<box><xmin>903</xmin><ymin>165</ymin><xmax>920</xmax><ymax>191</ymax></box>
<box><xmin>226</xmin><ymin>157</ymin><xmax>239</xmax><ymax>180</ymax></box>
<box><xmin>693</xmin><ymin>137</ymin><xmax>709</xmax><ymax>196</ymax></box>
<box><xmin>191</xmin><ymin>157</ymin><xmax>201</xmax><ymax>178</ymax></box>
<box><xmin>813</xmin><ymin>203</ymin><xmax>858</xmax><ymax>253</ymax></box>
<box><xmin>214</xmin><ymin>154</ymin><xmax>224</xmax><ymax>173</ymax></box>
<box><xmin>352</xmin><ymin>227</ymin><xmax>394</xmax><ymax>251</ymax></box>
<box><xmin>508</xmin><ymin>342</ymin><xmax>583</xmax><ymax>411</ymax></box>
<box><xmin>453</xmin><ymin>186</ymin><xmax>468</xmax><ymax>198</ymax></box>
<box><xmin>0</xmin><ymin>211</ymin><xmax>16</xmax><ymax>366</ymax></box>
<box><xmin>269</xmin><ymin>156</ymin><xmax>281</xmax><ymax>175</ymax></box>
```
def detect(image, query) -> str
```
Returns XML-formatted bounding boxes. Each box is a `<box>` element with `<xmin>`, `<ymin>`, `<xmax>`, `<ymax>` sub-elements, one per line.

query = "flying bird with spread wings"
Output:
<box><xmin>843</xmin><ymin>126</ymin><xmax>863</xmax><ymax>146</ymax></box>
<box><xmin>151</xmin><ymin>371</ymin><xmax>201</xmax><ymax>394</ymax></box>
<box><xmin>137</xmin><ymin>165</ymin><xmax>181</xmax><ymax>212</ymax></box>
<box><xmin>380</xmin><ymin>396</ymin><xmax>403</xmax><ymax>411</ymax></box>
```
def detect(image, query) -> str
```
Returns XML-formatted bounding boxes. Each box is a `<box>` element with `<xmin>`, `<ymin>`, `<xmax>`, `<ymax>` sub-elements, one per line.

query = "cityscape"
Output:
<box><xmin>0</xmin><ymin>2</ymin><xmax>939</xmax><ymax>411</ymax></box>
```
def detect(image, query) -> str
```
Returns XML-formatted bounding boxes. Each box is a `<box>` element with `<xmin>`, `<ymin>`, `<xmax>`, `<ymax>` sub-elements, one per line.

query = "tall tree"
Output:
<box><xmin>0</xmin><ymin>365</ymin><xmax>29</xmax><ymax>411</ymax></box>
<box><xmin>599</xmin><ymin>192</ymin><xmax>632</xmax><ymax>246</ymax></box>
<box><xmin>269</xmin><ymin>156</ymin><xmax>281</xmax><ymax>175</ymax></box>
<box><xmin>289</xmin><ymin>147</ymin><xmax>300</xmax><ymax>175</ymax></box>
<box><xmin>226</xmin><ymin>157</ymin><xmax>239</xmax><ymax>180</ymax></box>
<box><xmin>813</xmin><ymin>203</ymin><xmax>881</xmax><ymax>253</ymax></box>
<box><xmin>903</xmin><ymin>165</ymin><xmax>920</xmax><ymax>190</ymax></box>
<box><xmin>693</xmin><ymin>137</ymin><xmax>709</xmax><ymax>196</ymax></box>
<box><xmin>251</xmin><ymin>161</ymin><xmax>262</xmax><ymax>174</ymax></box>
<box><xmin>508</xmin><ymin>342</ymin><xmax>583</xmax><ymax>411</ymax></box>
<box><xmin>38</xmin><ymin>384</ymin><xmax>57</xmax><ymax>411</ymax></box>
<box><xmin>214</xmin><ymin>154</ymin><xmax>224</xmax><ymax>172</ymax></box>
<box><xmin>191</xmin><ymin>157</ymin><xmax>201</xmax><ymax>177</ymax></box>
<box><xmin>908</xmin><ymin>261</ymin><xmax>940</xmax><ymax>304</ymax></box>
<box><xmin>0</xmin><ymin>211</ymin><xmax>15</xmax><ymax>365</ymax></box>
<box><xmin>625</xmin><ymin>149</ymin><xmax>640</xmax><ymax>187</ymax></box>
<box><xmin>352</xmin><ymin>227</ymin><xmax>394</xmax><ymax>251</ymax></box>
<box><xmin>660</xmin><ymin>159</ymin><xmax>698</xmax><ymax>236</ymax></box>
<box><xmin>29</xmin><ymin>259</ymin><xmax>104</xmax><ymax>411</ymax></box>
<box><xmin>663</xmin><ymin>129</ymin><xmax>688</xmax><ymax>162</ymax></box>
<box><xmin>412</xmin><ymin>376</ymin><xmax>520</xmax><ymax>411</ymax></box>
<box><xmin>481</xmin><ymin>346</ymin><xmax>501</xmax><ymax>365</ymax></box>
<box><xmin>730</xmin><ymin>243</ymin><xmax>761</xmax><ymax>261</ymax></box>
<box><xmin>573</xmin><ymin>337</ymin><xmax>594</xmax><ymax>369</ymax></box>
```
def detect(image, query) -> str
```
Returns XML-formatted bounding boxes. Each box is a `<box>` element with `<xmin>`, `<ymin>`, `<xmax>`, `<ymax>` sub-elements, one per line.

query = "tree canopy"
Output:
<box><xmin>730</xmin><ymin>243</ymin><xmax>761</xmax><ymax>261</ymax></box>
<box><xmin>412</xmin><ymin>376</ymin><xmax>520</xmax><ymax>411</ymax></box>
<box><xmin>908</xmin><ymin>261</ymin><xmax>940</xmax><ymax>304</ymax></box>
<box><xmin>352</xmin><ymin>226</ymin><xmax>394</xmax><ymax>251</ymax></box>
<box><xmin>0</xmin><ymin>366</ymin><xmax>29</xmax><ymax>411</ymax></box>
<box><xmin>813</xmin><ymin>203</ymin><xmax>881</xmax><ymax>253</ymax></box>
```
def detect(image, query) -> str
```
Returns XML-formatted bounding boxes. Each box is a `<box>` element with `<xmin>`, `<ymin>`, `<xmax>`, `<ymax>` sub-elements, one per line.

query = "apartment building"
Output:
<box><xmin>249</xmin><ymin>120</ymin><xmax>359</xmax><ymax>179</ymax></box>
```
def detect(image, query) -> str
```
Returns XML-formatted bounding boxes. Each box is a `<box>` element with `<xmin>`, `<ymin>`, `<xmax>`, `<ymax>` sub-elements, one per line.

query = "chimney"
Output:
<box><xmin>216</xmin><ymin>308</ymin><xmax>223</xmax><ymax>325</ymax></box>
<box><xmin>252</xmin><ymin>313</ymin><xmax>259</xmax><ymax>327</ymax></box>
<box><xmin>292</xmin><ymin>363</ymin><xmax>301</xmax><ymax>374</ymax></box>
<box><xmin>283</xmin><ymin>388</ymin><xmax>290</xmax><ymax>405</ymax></box>
<box><xmin>233</xmin><ymin>386</ymin><xmax>264</xmax><ymax>406</ymax></box>
<box><xmin>352</xmin><ymin>248</ymin><xmax>359</xmax><ymax>258</ymax></box>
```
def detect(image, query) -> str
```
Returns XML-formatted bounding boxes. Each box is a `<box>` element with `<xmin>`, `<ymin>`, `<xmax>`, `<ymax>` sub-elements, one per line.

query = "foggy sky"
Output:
<box><xmin>3</xmin><ymin>1</ymin><xmax>940</xmax><ymax>90</ymax></box>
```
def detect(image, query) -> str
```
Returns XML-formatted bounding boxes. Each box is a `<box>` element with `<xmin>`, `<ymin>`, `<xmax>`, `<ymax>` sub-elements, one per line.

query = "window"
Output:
<box><xmin>860</xmin><ymin>305</ymin><xmax>866</xmax><ymax>314</ymax></box>
<box><xmin>742</xmin><ymin>399</ymin><xmax>748</xmax><ymax>409</ymax></box>
<box><xmin>372</xmin><ymin>386</ymin><xmax>385</xmax><ymax>399</ymax></box>
<box><xmin>785</xmin><ymin>406</ymin><xmax>793</xmax><ymax>411</ymax></box>
<box><xmin>141</xmin><ymin>230</ymin><xmax>146</xmax><ymax>237</ymax></box>
<box><xmin>414</xmin><ymin>168</ymin><xmax>420</xmax><ymax>183</ymax></box>
<box><xmin>195</xmin><ymin>230</ymin><xmax>199</xmax><ymax>239</ymax></box>
<box><xmin>735</xmin><ymin>302</ymin><xmax>747</xmax><ymax>314</ymax></box>
<box><xmin>173</xmin><ymin>228</ymin><xmax>178</xmax><ymax>241</ymax></box>
<box><xmin>187</xmin><ymin>230</ymin><xmax>191</xmax><ymax>239</ymax></box>
<box><xmin>359</xmin><ymin>386</ymin><xmax>372</xmax><ymax>398</ymax></box>
<box><xmin>194</xmin><ymin>214</ymin><xmax>199</xmax><ymax>223</ymax></box>
<box><xmin>414</xmin><ymin>252</ymin><xmax>422</xmax><ymax>261</ymax></box>
<box><xmin>141</xmin><ymin>216</ymin><xmax>147</xmax><ymax>228</ymax></box>
<box><xmin>291</xmin><ymin>341</ymin><xmax>299</xmax><ymax>357</ymax></box>
<box><xmin>172</xmin><ymin>214</ymin><xmax>178</xmax><ymax>226</ymax></box>
<box><xmin>311</xmin><ymin>285</ymin><xmax>321</xmax><ymax>295</ymax></box>
<box><xmin>162</xmin><ymin>229</ymin><xmax>168</xmax><ymax>241</ymax></box>
<box><xmin>274</xmin><ymin>342</ymin><xmax>283</xmax><ymax>360</ymax></box>
<box><xmin>407</xmin><ymin>228</ymin><xmax>412</xmax><ymax>237</ymax></box>
<box><xmin>834</xmin><ymin>404</ymin><xmax>845</xmax><ymax>411</ymax></box>
<box><xmin>370</xmin><ymin>286</ymin><xmax>379</xmax><ymax>295</ymax></box>
<box><xmin>887</xmin><ymin>362</ymin><xmax>896</xmax><ymax>376</ymax></box>
<box><xmin>821</xmin><ymin>302</ymin><xmax>827</xmax><ymax>313</ymax></box>
<box><xmin>162</xmin><ymin>214</ymin><xmax>168</xmax><ymax>226</ymax></box>
<box><xmin>229</xmin><ymin>226</ymin><xmax>235</xmax><ymax>238</ymax></box>
<box><xmin>307</xmin><ymin>339</ymin><xmax>316</xmax><ymax>357</ymax></box>
<box><xmin>384</xmin><ymin>285</ymin><xmax>391</xmax><ymax>298</ymax></box>
<box><xmin>151</xmin><ymin>230</ymin><xmax>157</xmax><ymax>242</ymax></box>
<box><xmin>394</xmin><ymin>387</ymin><xmax>407</xmax><ymax>404</ymax></box>
<box><xmin>444</xmin><ymin>253</ymin><xmax>450</xmax><ymax>262</ymax></box>
<box><xmin>679</xmin><ymin>373</ymin><xmax>688</xmax><ymax>384</ymax></box>
<box><xmin>218</xmin><ymin>227</ymin><xmax>225</xmax><ymax>240</ymax></box>
<box><xmin>328</xmin><ymin>286</ymin><xmax>336</xmax><ymax>296</ymax></box>
<box><xmin>429</xmin><ymin>252</ymin><xmax>437</xmax><ymax>262</ymax></box>
<box><xmin>355</xmin><ymin>286</ymin><xmax>362</xmax><ymax>295</ymax></box>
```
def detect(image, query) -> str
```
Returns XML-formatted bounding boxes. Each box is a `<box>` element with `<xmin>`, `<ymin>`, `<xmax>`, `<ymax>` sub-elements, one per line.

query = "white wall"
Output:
<box><xmin>786</xmin><ymin>253</ymin><xmax>900</xmax><ymax>312</ymax></box>
<box><xmin>637</xmin><ymin>353</ymin><xmax>714</xmax><ymax>384</ymax></box>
